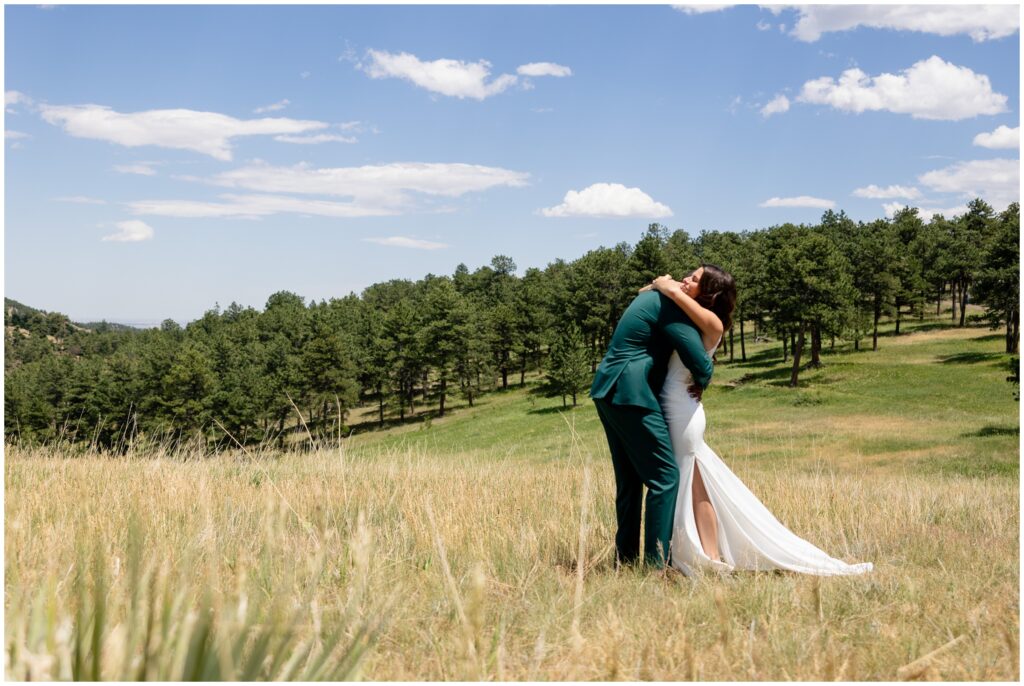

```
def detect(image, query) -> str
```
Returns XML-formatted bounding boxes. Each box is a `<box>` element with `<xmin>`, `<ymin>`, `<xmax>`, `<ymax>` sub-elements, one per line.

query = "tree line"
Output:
<box><xmin>4</xmin><ymin>199</ymin><xmax>1018</xmax><ymax>449</ymax></box>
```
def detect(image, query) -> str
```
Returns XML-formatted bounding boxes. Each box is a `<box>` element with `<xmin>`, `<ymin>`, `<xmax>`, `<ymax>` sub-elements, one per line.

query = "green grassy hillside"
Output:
<box><xmin>347</xmin><ymin>315</ymin><xmax>1018</xmax><ymax>480</ymax></box>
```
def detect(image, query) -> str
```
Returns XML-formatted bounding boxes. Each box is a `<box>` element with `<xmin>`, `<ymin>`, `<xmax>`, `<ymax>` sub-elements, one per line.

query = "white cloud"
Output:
<box><xmin>5</xmin><ymin>90</ymin><xmax>33</xmax><ymax>113</ymax></box>
<box><xmin>760</xmin><ymin>94</ymin><xmax>790</xmax><ymax>117</ymax></box>
<box><xmin>852</xmin><ymin>184</ymin><xmax>921</xmax><ymax>200</ymax></box>
<box><xmin>253</xmin><ymin>99</ymin><xmax>290</xmax><ymax>114</ymax></box>
<box><xmin>756</xmin><ymin>20</ymin><xmax>772</xmax><ymax>31</ymax></box>
<box><xmin>918</xmin><ymin>158</ymin><xmax>1019</xmax><ymax>209</ymax></box>
<box><xmin>359</xmin><ymin>49</ymin><xmax>518</xmax><ymax>100</ymax></box>
<box><xmin>672</xmin><ymin>5</ymin><xmax>733</xmax><ymax>14</ymax></box>
<box><xmin>205</xmin><ymin>161</ymin><xmax>529</xmax><ymax>204</ymax></box>
<box><xmin>128</xmin><ymin>194</ymin><xmax>399</xmax><ymax>220</ymax></box>
<box><xmin>516</xmin><ymin>62</ymin><xmax>572</xmax><ymax>78</ymax></box>
<box><xmin>787</xmin><ymin>5</ymin><xmax>1020</xmax><ymax>43</ymax></box>
<box><xmin>55</xmin><ymin>195</ymin><xmax>107</xmax><ymax>205</ymax></box>
<box><xmin>5</xmin><ymin>130</ymin><xmax>30</xmax><ymax>140</ymax></box>
<box><xmin>273</xmin><ymin>134</ymin><xmax>357</xmax><ymax>144</ymax></box>
<box><xmin>759</xmin><ymin>196</ymin><xmax>835</xmax><ymax>209</ymax></box>
<box><xmin>540</xmin><ymin>183</ymin><xmax>673</xmax><ymax>218</ymax></box>
<box><xmin>300</xmin><ymin>71</ymin><xmax>311</xmax><ymax>79</ymax></box>
<box><xmin>973</xmin><ymin>125</ymin><xmax>1019</xmax><ymax>150</ymax></box>
<box><xmin>362</xmin><ymin>236</ymin><xmax>448</xmax><ymax>250</ymax></box>
<box><xmin>39</xmin><ymin>104</ymin><xmax>328</xmax><ymax>160</ymax></box>
<box><xmin>133</xmin><ymin>161</ymin><xmax>529</xmax><ymax>220</ymax></box>
<box><xmin>114</xmin><ymin>163</ymin><xmax>158</xmax><ymax>176</ymax></box>
<box><xmin>882</xmin><ymin>202</ymin><xmax>970</xmax><ymax>221</ymax></box>
<box><xmin>102</xmin><ymin>220</ymin><xmax>154</xmax><ymax>242</ymax></box>
<box><xmin>797</xmin><ymin>56</ymin><xmax>1007</xmax><ymax>121</ymax></box>
<box><xmin>337</xmin><ymin>121</ymin><xmax>362</xmax><ymax>131</ymax></box>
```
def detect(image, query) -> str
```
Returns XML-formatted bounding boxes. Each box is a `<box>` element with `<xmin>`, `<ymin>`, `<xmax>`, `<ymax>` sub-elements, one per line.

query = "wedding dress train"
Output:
<box><xmin>661</xmin><ymin>347</ymin><xmax>873</xmax><ymax>577</ymax></box>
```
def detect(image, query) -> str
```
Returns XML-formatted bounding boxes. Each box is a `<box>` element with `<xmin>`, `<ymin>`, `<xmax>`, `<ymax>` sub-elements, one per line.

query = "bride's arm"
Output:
<box><xmin>651</xmin><ymin>275</ymin><xmax>723</xmax><ymax>342</ymax></box>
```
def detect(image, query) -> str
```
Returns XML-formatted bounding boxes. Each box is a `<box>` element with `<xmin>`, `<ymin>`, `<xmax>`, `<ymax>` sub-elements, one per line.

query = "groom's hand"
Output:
<box><xmin>687</xmin><ymin>382</ymin><xmax>703</xmax><ymax>402</ymax></box>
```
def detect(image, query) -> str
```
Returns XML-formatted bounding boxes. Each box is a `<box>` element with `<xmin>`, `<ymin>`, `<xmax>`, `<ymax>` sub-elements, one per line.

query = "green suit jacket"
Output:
<box><xmin>589</xmin><ymin>290</ymin><xmax>713</xmax><ymax>412</ymax></box>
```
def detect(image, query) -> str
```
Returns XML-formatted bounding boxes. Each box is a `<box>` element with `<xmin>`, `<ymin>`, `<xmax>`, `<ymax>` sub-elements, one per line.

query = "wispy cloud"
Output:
<box><xmin>5</xmin><ymin>130</ymin><xmax>31</xmax><ymax>149</ymax></box>
<box><xmin>132</xmin><ymin>160</ymin><xmax>530</xmax><ymax>220</ymax></box>
<box><xmin>359</xmin><ymin>49</ymin><xmax>519</xmax><ymax>100</ymax></box>
<box><xmin>852</xmin><ymin>184</ymin><xmax>920</xmax><ymax>200</ymax></box>
<box><xmin>5</xmin><ymin>90</ymin><xmax>34</xmax><ymax>113</ymax></box>
<box><xmin>516</xmin><ymin>62</ymin><xmax>572</xmax><ymax>78</ymax></box>
<box><xmin>273</xmin><ymin>133</ymin><xmax>357</xmax><ymax>144</ymax></box>
<box><xmin>759</xmin><ymin>195</ymin><xmax>835</xmax><ymax>209</ymax></box>
<box><xmin>39</xmin><ymin>103</ymin><xmax>329</xmax><ymax>160</ymax></box>
<box><xmin>114</xmin><ymin>162</ymin><xmax>158</xmax><ymax>176</ymax></box>
<box><xmin>540</xmin><ymin>182</ymin><xmax>672</xmax><ymax>218</ymax></box>
<box><xmin>253</xmin><ymin>98</ymin><xmax>290</xmax><ymax>114</ymax></box>
<box><xmin>204</xmin><ymin>161</ymin><xmax>529</xmax><ymax>204</ymax></box>
<box><xmin>787</xmin><ymin>5</ymin><xmax>1019</xmax><ymax>43</ymax></box>
<box><xmin>760</xmin><ymin>94</ymin><xmax>789</xmax><ymax>117</ymax></box>
<box><xmin>362</xmin><ymin>236</ymin><xmax>448</xmax><ymax>250</ymax></box>
<box><xmin>672</xmin><ymin>5</ymin><xmax>733</xmax><ymax>15</ymax></box>
<box><xmin>128</xmin><ymin>194</ymin><xmax>399</xmax><ymax>220</ymax></box>
<box><xmin>918</xmin><ymin>158</ymin><xmax>1019</xmax><ymax>209</ymax></box>
<box><xmin>973</xmin><ymin>125</ymin><xmax>1019</xmax><ymax>150</ymax></box>
<box><xmin>102</xmin><ymin>220</ymin><xmax>154</xmax><ymax>242</ymax></box>
<box><xmin>797</xmin><ymin>56</ymin><xmax>1007</xmax><ymax>121</ymax></box>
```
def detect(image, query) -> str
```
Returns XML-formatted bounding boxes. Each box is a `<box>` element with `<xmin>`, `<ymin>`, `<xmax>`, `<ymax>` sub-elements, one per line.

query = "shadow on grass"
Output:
<box><xmin>962</xmin><ymin>425</ymin><xmax>1019</xmax><ymax>438</ymax></box>
<box><xmin>727</xmin><ymin>364</ymin><xmax>844</xmax><ymax>388</ymax></box>
<box><xmin>972</xmin><ymin>333</ymin><xmax>1007</xmax><ymax>342</ymax></box>
<box><xmin>937</xmin><ymin>352</ymin><xmax>1005</xmax><ymax>364</ymax></box>
<box><xmin>876</xmin><ymin>320</ymin><xmax>969</xmax><ymax>337</ymax></box>
<box><xmin>346</xmin><ymin>399</ymin><xmax>488</xmax><ymax>435</ymax></box>
<box><xmin>729</xmin><ymin>346</ymin><xmax>786</xmax><ymax>369</ymax></box>
<box><xmin>527</xmin><ymin>404</ymin><xmax>584</xmax><ymax>416</ymax></box>
<box><xmin>726</xmin><ymin>366</ymin><xmax>793</xmax><ymax>387</ymax></box>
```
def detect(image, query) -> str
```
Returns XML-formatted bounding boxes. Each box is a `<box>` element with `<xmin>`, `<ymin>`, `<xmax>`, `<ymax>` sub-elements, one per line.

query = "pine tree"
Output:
<box><xmin>546</xmin><ymin>322</ymin><xmax>591</xmax><ymax>407</ymax></box>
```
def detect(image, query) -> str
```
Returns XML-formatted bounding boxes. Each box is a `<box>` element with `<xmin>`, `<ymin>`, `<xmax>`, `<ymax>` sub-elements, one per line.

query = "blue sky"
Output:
<box><xmin>4</xmin><ymin>3</ymin><xmax>1020</xmax><ymax>324</ymax></box>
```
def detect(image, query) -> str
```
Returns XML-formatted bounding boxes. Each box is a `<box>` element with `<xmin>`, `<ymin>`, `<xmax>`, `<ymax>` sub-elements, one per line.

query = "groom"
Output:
<box><xmin>590</xmin><ymin>285</ymin><xmax>713</xmax><ymax>568</ymax></box>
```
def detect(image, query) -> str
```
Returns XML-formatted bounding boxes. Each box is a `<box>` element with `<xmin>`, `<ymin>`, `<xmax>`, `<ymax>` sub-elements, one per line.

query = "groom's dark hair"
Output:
<box><xmin>696</xmin><ymin>264</ymin><xmax>737</xmax><ymax>333</ymax></box>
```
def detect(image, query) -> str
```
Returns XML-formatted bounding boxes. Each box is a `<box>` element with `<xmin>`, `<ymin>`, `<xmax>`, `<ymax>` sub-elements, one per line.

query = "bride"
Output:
<box><xmin>646</xmin><ymin>267</ymin><xmax>873</xmax><ymax>577</ymax></box>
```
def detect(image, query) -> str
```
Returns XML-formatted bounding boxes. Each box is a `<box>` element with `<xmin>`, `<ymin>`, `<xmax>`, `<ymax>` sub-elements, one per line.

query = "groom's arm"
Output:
<box><xmin>661</xmin><ymin>319</ymin><xmax>714</xmax><ymax>390</ymax></box>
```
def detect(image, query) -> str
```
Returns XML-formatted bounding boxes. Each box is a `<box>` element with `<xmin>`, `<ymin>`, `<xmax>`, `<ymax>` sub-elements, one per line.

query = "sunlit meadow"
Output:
<box><xmin>5</xmin><ymin>315</ymin><xmax>1018</xmax><ymax>680</ymax></box>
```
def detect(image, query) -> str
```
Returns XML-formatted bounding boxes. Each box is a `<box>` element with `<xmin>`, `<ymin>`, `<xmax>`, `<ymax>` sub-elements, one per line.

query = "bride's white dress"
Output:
<box><xmin>662</xmin><ymin>345</ymin><xmax>873</xmax><ymax>576</ymax></box>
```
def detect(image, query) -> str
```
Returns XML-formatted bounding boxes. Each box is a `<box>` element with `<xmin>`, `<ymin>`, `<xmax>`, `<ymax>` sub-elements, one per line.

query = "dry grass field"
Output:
<box><xmin>5</xmin><ymin>319</ymin><xmax>1019</xmax><ymax>680</ymax></box>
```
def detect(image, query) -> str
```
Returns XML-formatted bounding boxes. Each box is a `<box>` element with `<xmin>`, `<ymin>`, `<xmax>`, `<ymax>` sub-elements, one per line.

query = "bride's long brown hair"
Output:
<box><xmin>695</xmin><ymin>264</ymin><xmax>737</xmax><ymax>332</ymax></box>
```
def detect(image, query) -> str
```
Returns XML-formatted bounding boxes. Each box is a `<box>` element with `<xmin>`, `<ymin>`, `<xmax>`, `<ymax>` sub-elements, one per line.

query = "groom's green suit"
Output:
<box><xmin>590</xmin><ymin>290</ymin><xmax>713</xmax><ymax>567</ymax></box>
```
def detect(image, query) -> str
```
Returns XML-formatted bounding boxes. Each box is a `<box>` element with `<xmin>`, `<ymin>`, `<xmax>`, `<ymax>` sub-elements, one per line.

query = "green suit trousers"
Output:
<box><xmin>593</xmin><ymin>396</ymin><xmax>679</xmax><ymax>567</ymax></box>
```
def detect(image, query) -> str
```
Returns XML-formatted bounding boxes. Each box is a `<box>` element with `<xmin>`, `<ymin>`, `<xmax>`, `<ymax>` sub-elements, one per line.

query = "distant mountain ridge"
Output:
<box><xmin>4</xmin><ymin>297</ymin><xmax>138</xmax><ymax>333</ymax></box>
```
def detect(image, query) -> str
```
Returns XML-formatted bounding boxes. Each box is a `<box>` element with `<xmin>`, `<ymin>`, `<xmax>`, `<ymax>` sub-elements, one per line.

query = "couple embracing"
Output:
<box><xmin>592</xmin><ymin>266</ymin><xmax>873</xmax><ymax>577</ymax></box>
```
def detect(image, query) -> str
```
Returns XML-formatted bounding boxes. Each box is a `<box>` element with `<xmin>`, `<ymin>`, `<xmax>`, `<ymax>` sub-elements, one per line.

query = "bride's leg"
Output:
<box><xmin>691</xmin><ymin>464</ymin><xmax>720</xmax><ymax>561</ymax></box>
